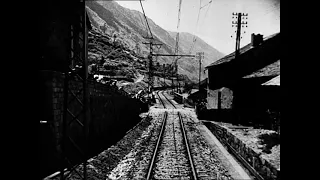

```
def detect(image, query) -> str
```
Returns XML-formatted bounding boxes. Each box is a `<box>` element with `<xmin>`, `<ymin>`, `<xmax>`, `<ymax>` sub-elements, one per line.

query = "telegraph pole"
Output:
<box><xmin>163</xmin><ymin>64</ymin><xmax>166</xmax><ymax>87</ymax></box>
<box><xmin>196</xmin><ymin>52</ymin><xmax>204</xmax><ymax>90</ymax></box>
<box><xmin>231</xmin><ymin>12</ymin><xmax>248</xmax><ymax>124</ymax></box>
<box><xmin>232</xmin><ymin>12</ymin><xmax>248</xmax><ymax>59</ymax></box>
<box><xmin>171</xmin><ymin>64</ymin><xmax>174</xmax><ymax>93</ymax></box>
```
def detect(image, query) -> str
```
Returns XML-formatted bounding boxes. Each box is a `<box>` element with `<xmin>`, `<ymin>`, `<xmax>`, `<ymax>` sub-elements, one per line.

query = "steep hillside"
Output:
<box><xmin>86</xmin><ymin>0</ymin><xmax>224</xmax><ymax>82</ymax></box>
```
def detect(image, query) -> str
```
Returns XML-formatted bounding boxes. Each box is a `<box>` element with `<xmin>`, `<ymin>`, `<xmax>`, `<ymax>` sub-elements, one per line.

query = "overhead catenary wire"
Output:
<box><xmin>170</xmin><ymin>0</ymin><xmax>184</xmax><ymax>92</ymax></box>
<box><xmin>188</xmin><ymin>0</ymin><xmax>213</xmax><ymax>54</ymax></box>
<box><xmin>172</xmin><ymin>0</ymin><xmax>184</xmax><ymax>68</ymax></box>
<box><xmin>140</xmin><ymin>0</ymin><xmax>153</xmax><ymax>39</ymax></box>
<box><xmin>200</xmin><ymin>0</ymin><xmax>212</xmax><ymax>9</ymax></box>
<box><xmin>138</xmin><ymin>10</ymin><xmax>149</xmax><ymax>37</ymax></box>
<box><xmin>192</xmin><ymin>0</ymin><xmax>202</xmax><ymax>40</ymax></box>
<box><xmin>200</xmin><ymin>1</ymin><xmax>212</xmax><ymax>28</ymax></box>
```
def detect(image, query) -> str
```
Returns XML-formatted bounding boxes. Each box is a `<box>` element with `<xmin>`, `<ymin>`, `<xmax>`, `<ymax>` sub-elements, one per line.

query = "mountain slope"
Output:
<box><xmin>86</xmin><ymin>0</ymin><xmax>224</xmax><ymax>82</ymax></box>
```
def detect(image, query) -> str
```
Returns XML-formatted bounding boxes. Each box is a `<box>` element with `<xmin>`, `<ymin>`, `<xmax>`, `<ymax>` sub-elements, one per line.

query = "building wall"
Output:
<box><xmin>206</xmin><ymin>84</ymin><xmax>279</xmax><ymax>131</ymax></box>
<box><xmin>206</xmin><ymin>87</ymin><xmax>233</xmax><ymax>109</ymax></box>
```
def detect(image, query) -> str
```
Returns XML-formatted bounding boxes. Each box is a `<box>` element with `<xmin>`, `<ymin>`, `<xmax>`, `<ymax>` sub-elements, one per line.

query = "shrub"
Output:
<box><xmin>257</xmin><ymin>132</ymin><xmax>280</xmax><ymax>153</ymax></box>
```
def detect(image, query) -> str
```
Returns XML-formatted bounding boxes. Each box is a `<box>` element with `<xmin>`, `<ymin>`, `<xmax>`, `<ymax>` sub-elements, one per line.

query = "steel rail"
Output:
<box><xmin>156</xmin><ymin>91</ymin><xmax>166</xmax><ymax>109</ymax></box>
<box><xmin>161</xmin><ymin>91</ymin><xmax>198</xmax><ymax>180</ymax></box>
<box><xmin>161</xmin><ymin>91</ymin><xmax>176</xmax><ymax>109</ymax></box>
<box><xmin>146</xmin><ymin>111</ymin><xmax>168</xmax><ymax>180</ymax></box>
<box><xmin>178</xmin><ymin>112</ymin><xmax>198</xmax><ymax>180</ymax></box>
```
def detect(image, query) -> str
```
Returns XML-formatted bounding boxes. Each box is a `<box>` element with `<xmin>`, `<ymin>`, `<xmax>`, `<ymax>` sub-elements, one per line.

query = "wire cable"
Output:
<box><xmin>138</xmin><ymin>11</ymin><xmax>149</xmax><ymax>37</ymax></box>
<box><xmin>139</xmin><ymin>0</ymin><xmax>153</xmax><ymax>39</ymax></box>
<box><xmin>188</xmin><ymin>0</ymin><xmax>213</xmax><ymax>54</ymax></box>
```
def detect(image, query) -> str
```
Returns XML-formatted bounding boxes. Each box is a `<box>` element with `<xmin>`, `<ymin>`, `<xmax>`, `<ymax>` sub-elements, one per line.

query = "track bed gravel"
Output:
<box><xmin>51</xmin><ymin>112</ymin><xmax>155</xmax><ymax>180</ymax></box>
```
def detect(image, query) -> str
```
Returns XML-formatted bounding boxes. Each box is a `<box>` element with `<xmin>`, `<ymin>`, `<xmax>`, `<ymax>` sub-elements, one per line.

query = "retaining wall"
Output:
<box><xmin>39</xmin><ymin>70</ymin><xmax>146</xmax><ymax>179</ymax></box>
<box><xmin>203</xmin><ymin>122</ymin><xmax>280</xmax><ymax>180</ymax></box>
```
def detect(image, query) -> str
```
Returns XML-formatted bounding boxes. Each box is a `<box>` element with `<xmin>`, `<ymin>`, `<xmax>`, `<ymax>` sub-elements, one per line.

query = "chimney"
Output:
<box><xmin>251</xmin><ymin>33</ymin><xmax>264</xmax><ymax>47</ymax></box>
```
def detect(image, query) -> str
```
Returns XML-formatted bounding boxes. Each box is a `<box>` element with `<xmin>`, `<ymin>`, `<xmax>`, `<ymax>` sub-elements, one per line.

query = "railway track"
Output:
<box><xmin>150</xmin><ymin>91</ymin><xmax>233</xmax><ymax>180</ymax></box>
<box><xmin>105</xmin><ymin>90</ymin><xmax>235</xmax><ymax>179</ymax></box>
<box><xmin>156</xmin><ymin>90</ymin><xmax>176</xmax><ymax>109</ymax></box>
<box><xmin>146</xmin><ymin>91</ymin><xmax>197</xmax><ymax>179</ymax></box>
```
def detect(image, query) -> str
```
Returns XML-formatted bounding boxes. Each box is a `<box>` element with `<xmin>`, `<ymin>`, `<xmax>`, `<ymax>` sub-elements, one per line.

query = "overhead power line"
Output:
<box><xmin>201</xmin><ymin>0</ymin><xmax>212</xmax><ymax>27</ymax></box>
<box><xmin>188</xmin><ymin>0</ymin><xmax>202</xmax><ymax>54</ymax></box>
<box><xmin>200</xmin><ymin>0</ymin><xmax>212</xmax><ymax>9</ymax></box>
<box><xmin>189</xmin><ymin>0</ymin><xmax>213</xmax><ymax>54</ymax></box>
<box><xmin>138</xmin><ymin>11</ymin><xmax>148</xmax><ymax>37</ymax></box>
<box><xmin>139</xmin><ymin>0</ymin><xmax>153</xmax><ymax>39</ymax></box>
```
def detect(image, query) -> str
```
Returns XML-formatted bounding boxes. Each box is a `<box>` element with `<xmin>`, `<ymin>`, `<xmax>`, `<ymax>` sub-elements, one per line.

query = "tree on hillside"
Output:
<box><xmin>100</xmin><ymin>22</ymin><xmax>107</xmax><ymax>34</ymax></box>
<box><xmin>135</xmin><ymin>44</ymin><xmax>141</xmax><ymax>56</ymax></box>
<box><xmin>113</xmin><ymin>33</ymin><xmax>117</xmax><ymax>44</ymax></box>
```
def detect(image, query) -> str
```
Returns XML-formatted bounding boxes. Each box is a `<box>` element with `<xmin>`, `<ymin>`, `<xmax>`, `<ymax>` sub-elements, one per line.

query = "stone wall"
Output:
<box><xmin>204</xmin><ymin>122</ymin><xmax>280</xmax><ymax>180</ymax></box>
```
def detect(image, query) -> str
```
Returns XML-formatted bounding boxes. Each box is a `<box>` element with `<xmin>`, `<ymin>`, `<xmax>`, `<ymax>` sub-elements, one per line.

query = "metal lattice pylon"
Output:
<box><xmin>60</xmin><ymin>0</ymin><xmax>90</xmax><ymax>179</ymax></box>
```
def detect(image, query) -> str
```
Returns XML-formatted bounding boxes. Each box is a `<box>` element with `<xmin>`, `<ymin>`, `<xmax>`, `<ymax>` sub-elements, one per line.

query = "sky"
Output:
<box><xmin>116</xmin><ymin>0</ymin><xmax>280</xmax><ymax>55</ymax></box>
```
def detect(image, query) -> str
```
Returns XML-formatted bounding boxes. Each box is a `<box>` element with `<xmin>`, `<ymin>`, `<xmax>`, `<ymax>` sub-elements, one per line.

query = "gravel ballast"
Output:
<box><xmin>51</xmin><ymin>112</ymin><xmax>154</xmax><ymax>180</ymax></box>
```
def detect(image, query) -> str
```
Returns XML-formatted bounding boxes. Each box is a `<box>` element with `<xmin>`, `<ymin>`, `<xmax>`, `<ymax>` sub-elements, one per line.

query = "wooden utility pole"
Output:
<box><xmin>172</xmin><ymin>32</ymin><xmax>180</xmax><ymax>93</ymax></box>
<box><xmin>231</xmin><ymin>12</ymin><xmax>248</xmax><ymax>124</ymax></box>
<box><xmin>196</xmin><ymin>52</ymin><xmax>204</xmax><ymax>90</ymax></box>
<box><xmin>232</xmin><ymin>12</ymin><xmax>248</xmax><ymax>59</ymax></box>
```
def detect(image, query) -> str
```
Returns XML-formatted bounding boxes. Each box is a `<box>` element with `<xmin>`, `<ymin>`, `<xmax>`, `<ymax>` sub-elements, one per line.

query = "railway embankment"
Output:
<box><xmin>203</xmin><ymin>121</ymin><xmax>280</xmax><ymax>180</ymax></box>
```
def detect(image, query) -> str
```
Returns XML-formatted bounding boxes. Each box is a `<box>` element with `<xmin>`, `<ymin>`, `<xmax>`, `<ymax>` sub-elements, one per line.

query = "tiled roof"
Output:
<box><xmin>243</xmin><ymin>60</ymin><xmax>280</xmax><ymax>78</ymax></box>
<box><xmin>206</xmin><ymin>32</ymin><xmax>280</xmax><ymax>68</ymax></box>
<box><xmin>262</xmin><ymin>75</ymin><xmax>280</xmax><ymax>86</ymax></box>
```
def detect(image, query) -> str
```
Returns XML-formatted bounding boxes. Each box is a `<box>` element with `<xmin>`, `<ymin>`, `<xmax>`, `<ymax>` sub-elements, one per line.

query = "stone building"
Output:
<box><xmin>205</xmin><ymin>32</ymin><xmax>280</xmax><ymax>129</ymax></box>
